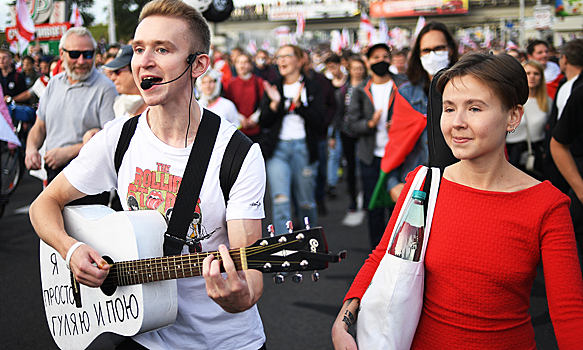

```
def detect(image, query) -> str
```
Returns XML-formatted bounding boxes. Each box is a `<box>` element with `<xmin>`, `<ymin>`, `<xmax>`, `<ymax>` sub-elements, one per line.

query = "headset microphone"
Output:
<box><xmin>140</xmin><ymin>53</ymin><xmax>201</xmax><ymax>90</ymax></box>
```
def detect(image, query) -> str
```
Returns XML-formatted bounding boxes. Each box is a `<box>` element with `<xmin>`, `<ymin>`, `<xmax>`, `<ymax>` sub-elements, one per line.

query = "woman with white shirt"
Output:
<box><xmin>196</xmin><ymin>68</ymin><xmax>240</xmax><ymax>128</ymax></box>
<box><xmin>258</xmin><ymin>45</ymin><xmax>326</xmax><ymax>235</ymax></box>
<box><xmin>506</xmin><ymin>60</ymin><xmax>551</xmax><ymax>179</ymax></box>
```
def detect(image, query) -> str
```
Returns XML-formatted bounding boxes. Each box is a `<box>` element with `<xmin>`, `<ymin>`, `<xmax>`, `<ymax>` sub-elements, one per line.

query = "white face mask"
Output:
<box><xmin>420</xmin><ymin>51</ymin><xmax>450</xmax><ymax>76</ymax></box>
<box><xmin>122</xmin><ymin>94</ymin><xmax>145</xmax><ymax>115</ymax></box>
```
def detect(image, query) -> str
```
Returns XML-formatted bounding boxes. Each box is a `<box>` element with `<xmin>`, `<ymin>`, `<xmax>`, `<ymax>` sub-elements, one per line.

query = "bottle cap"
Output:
<box><xmin>412</xmin><ymin>190</ymin><xmax>426</xmax><ymax>201</ymax></box>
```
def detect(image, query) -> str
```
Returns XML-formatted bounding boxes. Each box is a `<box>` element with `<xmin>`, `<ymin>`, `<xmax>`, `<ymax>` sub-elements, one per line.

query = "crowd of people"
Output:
<box><xmin>1</xmin><ymin>1</ymin><xmax>583</xmax><ymax>347</ymax></box>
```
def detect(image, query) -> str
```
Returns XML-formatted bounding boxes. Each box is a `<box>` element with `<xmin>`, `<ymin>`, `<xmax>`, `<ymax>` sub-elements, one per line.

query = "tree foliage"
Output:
<box><xmin>75</xmin><ymin>0</ymin><xmax>96</xmax><ymax>27</ymax></box>
<box><xmin>114</xmin><ymin>0</ymin><xmax>150</xmax><ymax>42</ymax></box>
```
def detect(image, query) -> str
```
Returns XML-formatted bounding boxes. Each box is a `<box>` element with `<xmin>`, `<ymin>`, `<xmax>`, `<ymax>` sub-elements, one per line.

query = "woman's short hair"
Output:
<box><xmin>139</xmin><ymin>0</ymin><xmax>211</xmax><ymax>54</ymax></box>
<box><xmin>437</xmin><ymin>52</ymin><xmax>528</xmax><ymax>111</ymax></box>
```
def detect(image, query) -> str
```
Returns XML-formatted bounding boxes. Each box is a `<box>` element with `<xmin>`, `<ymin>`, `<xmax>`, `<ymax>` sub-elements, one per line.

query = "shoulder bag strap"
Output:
<box><xmin>164</xmin><ymin>111</ymin><xmax>221</xmax><ymax>256</ymax></box>
<box><xmin>220</xmin><ymin>129</ymin><xmax>253</xmax><ymax>204</ymax></box>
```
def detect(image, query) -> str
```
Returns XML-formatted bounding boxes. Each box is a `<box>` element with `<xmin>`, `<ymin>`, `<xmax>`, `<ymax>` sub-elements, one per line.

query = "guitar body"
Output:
<box><xmin>40</xmin><ymin>205</ymin><xmax>177</xmax><ymax>350</ymax></box>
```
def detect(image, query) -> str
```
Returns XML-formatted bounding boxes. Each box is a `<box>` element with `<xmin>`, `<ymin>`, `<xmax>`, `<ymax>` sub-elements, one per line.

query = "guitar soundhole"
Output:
<box><xmin>100</xmin><ymin>256</ymin><xmax>118</xmax><ymax>296</ymax></box>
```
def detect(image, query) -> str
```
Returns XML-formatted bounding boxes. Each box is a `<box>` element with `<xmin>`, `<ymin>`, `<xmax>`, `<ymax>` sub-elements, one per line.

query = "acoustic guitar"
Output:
<box><xmin>40</xmin><ymin>205</ymin><xmax>346</xmax><ymax>350</ymax></box>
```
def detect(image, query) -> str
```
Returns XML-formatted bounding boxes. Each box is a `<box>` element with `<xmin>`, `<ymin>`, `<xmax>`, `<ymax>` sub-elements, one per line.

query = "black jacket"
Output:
<box><xmin>542</xmin><ymin>73</ymin><xmax>583</xmax><ymax>193</ymax></box>
<box><xmin>258</xmin><ymin>75</ymin><xmax>326</xmax><ymax>163</ymax></box>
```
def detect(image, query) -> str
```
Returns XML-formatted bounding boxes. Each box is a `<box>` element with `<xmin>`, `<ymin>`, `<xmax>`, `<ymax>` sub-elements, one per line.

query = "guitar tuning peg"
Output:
<box><xmin>292</xmin><ymin>272</ymin><xmax>303</xmax><ymax>283</ymax></box>
<box><xmin>273</xmin><ymin>273</ymin><xmax>285</xmax><ymax>284</ymax></box>
<box><xmin>304</xmin><ymin>217</ymin><xmax>310</xmax><ymax>229</ymax></box>
<box><xmin>286</xmin><ymin>220</ymin><xmax>293</xmax><ymax>233</ymax></box>
<box><xmin>312</xmin><ymin>270</ymin><xmax>320</xmax><ymax>282</ymax></box>
<box><xmin>267</xmin><ymin>224</ymin><xmax>275</xmax><ymax>237</ymax></box>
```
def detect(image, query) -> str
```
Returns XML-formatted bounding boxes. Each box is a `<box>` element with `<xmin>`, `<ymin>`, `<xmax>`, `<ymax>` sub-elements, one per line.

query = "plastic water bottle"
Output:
<box><xmin>388</xmin><ymin>190</ymin><xmax>426</xmax><ymax>261</ymax></box>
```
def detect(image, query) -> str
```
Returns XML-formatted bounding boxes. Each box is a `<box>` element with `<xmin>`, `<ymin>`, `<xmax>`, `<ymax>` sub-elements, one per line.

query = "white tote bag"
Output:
<box><xmin>356</xmin><ymin>166</ymin><xmax>440</xmax><ymax>350</ymax></box>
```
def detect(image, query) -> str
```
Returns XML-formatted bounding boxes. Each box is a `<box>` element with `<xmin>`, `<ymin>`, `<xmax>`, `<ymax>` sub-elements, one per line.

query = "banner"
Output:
<box><xmin>5</xmin><ymin>22</ymin><xmax>71</xmax><ymax>44</ymax></box>
<box><xmin>370</xmin><ymin>0</ymin><xmax>468</xmax><ymax>18</ymax></box>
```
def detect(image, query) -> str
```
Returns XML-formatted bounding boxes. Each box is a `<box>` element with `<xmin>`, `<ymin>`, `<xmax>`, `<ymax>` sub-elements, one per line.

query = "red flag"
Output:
<box><xmin>380</xmin><ymin>91</ymin><xmax>427</xmax><ymax>174</ymax></box>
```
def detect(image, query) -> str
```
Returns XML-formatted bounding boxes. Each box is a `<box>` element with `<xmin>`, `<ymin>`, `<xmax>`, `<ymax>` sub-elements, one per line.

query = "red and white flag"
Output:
<box><xmin>70</xmin><ymin>3</ymin><xmax>84</xmax><ymax>27</ymax></box>
<box><xmin>15</xmin><ymin>0</ymin><xmax>35</xmax><ymax>54</ymax></box>
<box><xmin>360</xmin><ymin>13</ymin><xmax>374</xmax><ymax>45</ymax></box>
<box><xmin>296</xmin><ymin>13</ymin><xmax>305</xmax><ymax>37</ymax></box>
<box><xmin>246</xmin><ymin>39</ymin><xmax>257</xmax><ymax>56</ymax></box>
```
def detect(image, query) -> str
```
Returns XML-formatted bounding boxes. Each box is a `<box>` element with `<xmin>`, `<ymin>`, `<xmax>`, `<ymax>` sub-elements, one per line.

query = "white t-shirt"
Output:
<box><xmin>63</xmin><ymin>102</ymin><xmax>266</xmax><ymax>350</ymax></box>
<box><xmin>556</xmin><ymin>74</ymin><xmax>579</xmax><ymax>120</ymax></box>
<box><xmin>279</xmin><ymin>80</ymin><xmax>307</xmax><ymax>140</ymax></box>
<box><xmin>205</xmin><ymin>97</ymin><xmax>241</xmax><ymax>128</ymax></box>
<box><xmin>370</xmin><ymin>80</ymin><xmax>393</xmax><ymax>158</ymax></box>
<box><xmin>506</xmin><ymin>97</ymin><xmax>549</xmax><ymax>144</ymax></box>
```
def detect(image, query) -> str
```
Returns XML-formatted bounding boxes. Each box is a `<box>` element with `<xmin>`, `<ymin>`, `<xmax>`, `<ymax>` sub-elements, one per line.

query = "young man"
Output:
<box><xmin>527</xmin><ymin>40</ymin><xmax>563</xmax><ymax>99</ymax></box>
<box><xmin>29</xmin><ymin>0</ymin><xmax>267</xmax><ymax>349</ymax></box>
<box><xmin>0</xmin><ymin>49</ymin><xmax>27</xmax><ymax>102</ymax></box>
<box><xmin>344</xmin><ymin>43</ymin><xmax>409</xmax><ymax>248</ymax></box>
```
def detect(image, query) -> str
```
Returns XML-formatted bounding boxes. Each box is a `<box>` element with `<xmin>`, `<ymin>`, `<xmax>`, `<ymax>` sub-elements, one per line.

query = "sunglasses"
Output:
<box><xmin>111</xmin><ymin>67</ymin><xmax>130</xmax><ymax>76</ymax></box>
<box><xmin>63</xmin><ymin>49</ymin><xmax>95</xmax><ymax>59</ymax></box>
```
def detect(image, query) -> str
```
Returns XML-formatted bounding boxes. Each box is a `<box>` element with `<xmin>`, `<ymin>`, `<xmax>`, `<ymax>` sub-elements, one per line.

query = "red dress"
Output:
<box><xmin>346</xmin><ymin>166</ymin><xmax>583</xmax><ymax>349</ymax></box>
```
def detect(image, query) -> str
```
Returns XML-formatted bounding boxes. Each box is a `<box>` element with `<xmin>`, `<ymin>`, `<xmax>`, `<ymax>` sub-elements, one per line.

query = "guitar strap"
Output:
<box><xmin>163</xmin><ymin>111</ymin><xmax>220</xmax><ymax>256</ymax></box>
<box><xmin>114</xmin><ymin>110</ymin><xmax>254</xmax><ymax>256</ymax></box>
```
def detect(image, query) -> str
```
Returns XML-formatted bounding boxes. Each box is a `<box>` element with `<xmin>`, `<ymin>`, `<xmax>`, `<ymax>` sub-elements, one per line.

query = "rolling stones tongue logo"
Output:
<box><xmin>146</xmin><ymin>190</ymin><xmax>164</xmax><ymax>210</ymax></box>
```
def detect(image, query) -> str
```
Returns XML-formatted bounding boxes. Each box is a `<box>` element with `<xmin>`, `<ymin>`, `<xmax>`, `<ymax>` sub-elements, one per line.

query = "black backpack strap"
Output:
<box><xmin>220</xmin><ymin>129</ymin><xmax>254</xmax><ymax>204</ymax></box>
<box><xmin>164</xmin><ymin>111</ymin><xmax>221</xmax><ymax>256</ymax></box>
<box><xmin>114</xmin><ymin>115</ymin><xmax>140</xmax><ymax>174</ymax></box>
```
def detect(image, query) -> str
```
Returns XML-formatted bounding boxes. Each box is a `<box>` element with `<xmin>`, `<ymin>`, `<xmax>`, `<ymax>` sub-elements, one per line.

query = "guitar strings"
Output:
<box><xmin>98</xmin><ymin>239</ymin><xmax>310</xmax><ymax>288</ymax></box>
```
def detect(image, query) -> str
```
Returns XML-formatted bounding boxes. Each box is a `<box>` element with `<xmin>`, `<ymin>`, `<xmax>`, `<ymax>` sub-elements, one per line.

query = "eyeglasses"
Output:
<box><xmin>63</xmin><ymin>49</ymin><xmax>95</xmax><ymax>59</ymax></box>
<box><xmin>276</xmin><ymin>53</ymin><xmax>295</xmax><ymax>61</ymax></box>
<box><xmin>420</xmin><ymin>45</ymin><xmax>448</xmax><ymax>57</ymax></box>
<box><xmin>111</xmin><ymin>67</ymin><xmax>130</xmax><ymax>76</ymax></box>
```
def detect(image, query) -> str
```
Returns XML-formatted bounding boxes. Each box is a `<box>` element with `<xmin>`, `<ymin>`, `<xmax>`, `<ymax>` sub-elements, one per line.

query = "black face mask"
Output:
<box><xmin>370</xmin><ymin>61</ymin><xmax>390</xmax><ymax>77</ymax></box>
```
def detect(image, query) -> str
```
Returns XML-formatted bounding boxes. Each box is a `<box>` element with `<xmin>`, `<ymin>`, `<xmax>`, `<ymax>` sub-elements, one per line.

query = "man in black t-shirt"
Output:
<box><xmin>0</xmin><ymin>49</ymin><xmax>27</xmax><ymax>102</ymax></box>
<box><xmin>551</xmin><ymin>83</ymin><xmax>583</xmax><ymax>265</ymax></box>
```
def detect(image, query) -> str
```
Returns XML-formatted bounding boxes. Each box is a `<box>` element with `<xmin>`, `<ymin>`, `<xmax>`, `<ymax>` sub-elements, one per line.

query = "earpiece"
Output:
<box><xmin>187</xmin><ymin>54</ymin><xmax>195</xmax><ymax>65</ymax></box>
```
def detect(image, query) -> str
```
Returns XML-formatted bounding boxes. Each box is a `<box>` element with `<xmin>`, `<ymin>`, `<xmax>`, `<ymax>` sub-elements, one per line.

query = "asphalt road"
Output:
<box><xmin>0</xmin><ymin>172</ymin><xmax>560</xmax><ymax>350</ymax></box>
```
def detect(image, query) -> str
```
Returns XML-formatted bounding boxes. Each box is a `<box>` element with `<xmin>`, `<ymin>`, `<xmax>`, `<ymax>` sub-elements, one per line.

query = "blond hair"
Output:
<box><xmin>522</xmin><ymin>60</ymin><xmax>549</xmax><ymax>113</ymax></box>
<box><xmin>139</xmin><ymin>0</ymin><xmax>210</xmax><ymax>54</ymax></box>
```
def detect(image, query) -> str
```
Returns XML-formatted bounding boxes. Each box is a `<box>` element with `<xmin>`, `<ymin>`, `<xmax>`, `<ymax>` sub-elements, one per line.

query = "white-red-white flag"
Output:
<box><xmin>296</xmin><ymin>13</ymin><xmax>305</xmax><ymax>37</ymax></box>
<box><xmin>15</xmin><ymin>0</ymin><xmax>35</xmax><ymax>54</ymax></box>
<box><xmin>360</xmin><ymin>13</ymin><xmax>374</xmax><ymax>45</ymax></box>
<box><xmin>412</xmin><ymin>16</ymin><xmax>426</xmax><ymax>43</ymax></box>
<box><xmin>70</xmin><ymin>3</ymin><xmax>84</xmax><ymax>27</ymax></box>
<box><xmin>261</xmin><ymin>39</ymin><xmax>271</xmax><ymax>51</ymax></box>
<box><xmin>341</xmin><ymin>28</ymin><xmax>350</xmax><ymax>49</ymax></box>
<box><xmin>247</xmin><ymin>39</ymin><xmax>257</xmax><ymax>56</ymax></box>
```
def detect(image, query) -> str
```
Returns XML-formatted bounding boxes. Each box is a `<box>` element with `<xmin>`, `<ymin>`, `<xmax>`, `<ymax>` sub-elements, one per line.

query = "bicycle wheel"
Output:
<box><xmin>1</xmin><ymin>144</ymin><xmax>22</xmax><ymax>196</ymax></box>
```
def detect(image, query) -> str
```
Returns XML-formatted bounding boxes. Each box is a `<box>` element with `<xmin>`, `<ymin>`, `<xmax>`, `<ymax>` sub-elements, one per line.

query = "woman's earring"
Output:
<box><xmin>509</xmin><ymin>126</ymin><xmax>516</xmax><ymax>133</ymax></box>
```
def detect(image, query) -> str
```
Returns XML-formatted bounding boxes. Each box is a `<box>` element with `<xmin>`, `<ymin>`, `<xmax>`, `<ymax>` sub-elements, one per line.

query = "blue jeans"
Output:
<box><xmin>266</xmin><ymin>139</ymin><xmax>318</xmax><ymax>235</ymax></box>
<box><xmin>327</xmin><ymin>130</ymin><xmax>343</xmax><ymax>188</ymax></box>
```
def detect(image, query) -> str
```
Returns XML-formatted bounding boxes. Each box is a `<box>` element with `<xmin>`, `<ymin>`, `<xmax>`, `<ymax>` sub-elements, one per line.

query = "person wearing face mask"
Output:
<box><xmin>344</xmin><ymin>43</ymin><xmax>411</xmax><ymax>248</ymax></box>
<box><xmin>253</xmin><ymin>50</ymin><xmax>280</xmax><ymax>84</ymax></box>
<box><xmin>381</xmin><ymin>21</ymin><xmax>459</xmax><ymax>203</ymax></box>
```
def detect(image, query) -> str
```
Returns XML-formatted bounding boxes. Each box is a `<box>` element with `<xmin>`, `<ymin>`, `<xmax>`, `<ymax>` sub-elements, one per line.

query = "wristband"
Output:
<box><xmin>65</xmin><ymin>242</ymin><xmax>85</xmax><ymax>270</ymax></box>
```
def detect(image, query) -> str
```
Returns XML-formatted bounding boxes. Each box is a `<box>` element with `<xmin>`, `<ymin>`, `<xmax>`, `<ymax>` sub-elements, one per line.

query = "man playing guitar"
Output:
<box><xmin>29</xmin><ymin>0</ymin><xmax>267</xmax><ymax>349</ymax></box>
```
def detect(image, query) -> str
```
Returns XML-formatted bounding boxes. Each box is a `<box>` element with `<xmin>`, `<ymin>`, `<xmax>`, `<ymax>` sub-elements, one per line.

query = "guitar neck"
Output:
<box><xmin>111</xmin><ymin>248</ymin><xmax>247</xmax><ymax>286</ymax></box>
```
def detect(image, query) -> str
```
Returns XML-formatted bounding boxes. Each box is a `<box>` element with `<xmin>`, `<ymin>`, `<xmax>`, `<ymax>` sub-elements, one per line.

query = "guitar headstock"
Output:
<box><xmin>245</xmin><ymin>224</ymin><xmax>346</xmax><ymax>279</ymax></box>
